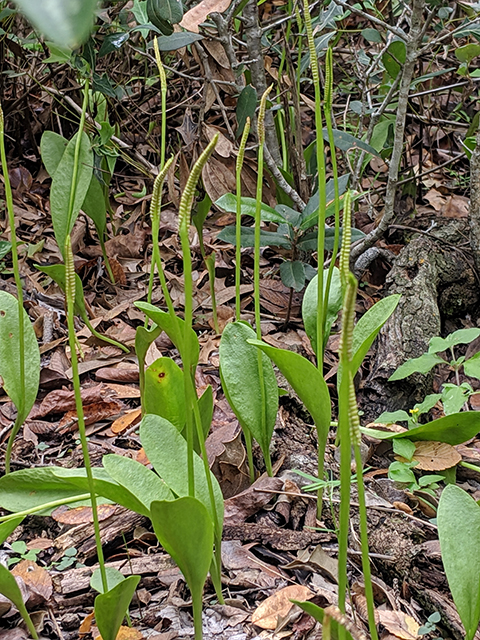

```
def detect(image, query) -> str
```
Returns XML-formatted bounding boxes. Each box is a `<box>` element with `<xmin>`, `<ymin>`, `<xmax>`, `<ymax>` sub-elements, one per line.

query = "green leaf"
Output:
<box><xmin>392</xmin><ymin>438</ymin><xmax>415</xmax><ymax>461</ymax></box>
<box><xmin>361</xmin><ymin>27</ymin><xmax>382</xmax><ymax>42</ymax></box>
<box><xmin>248</xmin><ymin>340</ymin><xmax>331</xmax><ymax>455</ymax></box>
<box><xmin>0</xmin><ymin>291</ymin><xmax>40</xmax><ymax>424</ymax></box>
<box><xmin>155</xmin><ymin>32</ymin><xmax>203</xmax><ymax>51</ymax></box>
<box><xmin>388</xmin><ymin>461</ymin><xmax>416</xmax><ymax>484</ymax></box>
<box><xmin>292</xmin><ymin>601</ymin><xmax>354</xmax><ymax>640</ymax></box>
<box><xmin>0</xmin><ymin>563</ymin><xmax>37</xmax><ymax>637</ymax></box>
<box><xmin>464</xmin><ymin>352</ymin><xmax>480</xmax><ymax>380</ymax></box>
<box><xmin>382</xmin><ymin>39</ymin><xmax>406</xmax><ymax>79</ymax></box>
<box><xmin>217</xmin><ymin>225</ymin><xmax>292</xmax><ymax>249</ymax></box>
<box><xmin>154</xmin><ymin>0</ymin><xmax>183</xmax><ymax>25</ymax></box>
<box><xmin>442</xmin><ymin>385</ymin><xmax>469</xmax><ymax>415</ymax></box>
<box><xmin>414</xmin><ymin>393</ymin><xmax>442</xmax><ymax>416</ymax></box>
<box><xmin>0</xmin><ymin>467</ymin><xmax>89</xmax><ymax>513</ymax></box>
<box><xmin>0</xmin><ymin>517</ymin><xmax>24</xmax><ymax>545</ymax></box>
<box><xmin>144</xmin><ymin>357</ymin><xmax>186</xmax><ymax>430</ymax></box>
<box><xmin>438</xmin><ymin>484</ymin><xmax>480</xmax><ymax>640</ymax></box>
<box><xmin>388</xmin><ymin>353</ymin><xmax>446</xmax><ymax>381</ymax></box>
<box><xmin>150</xmin><ymin>497</ymin><xmax>213</xmax><ymax>606</ymax></box>
<box><xmin>140</xmin><ymin>414</ymin><xmax>224</xmax><ymax>531</ymax></box>
<box><xmin>219</xmin><ymin>322</ymin><xmax>278</xmax><ymax>464</ymax></box>
<box><xmin>280</xmin><ymin>260</ymin><xmax>306</xmax><ymax>292</ymax></box>
<box><xmin>50</xmin><ymin>131</ymin><xmax>93</xmax><ymax>254</ymax></box>
<box><xmin>375</xmin><ymin>409</ymin><xmax>411</xmax><ymax>424</ymax></box>
<box><xmin>95</xmin><ymin>575</ymin><xmax>140</xmax><ymax>640</ymax></box>
<box><xmin>302</xmin><ymin>268</ymin><xmax>342</xmax><ymax>356</ymax></box>
<box><xmin>90</xmin><ymin>567</ymin><xmax>125</xmax><ymax>594</ymax></box>
<box><xmin>428</xmin><ymin>328</ymin><xmax>480</xmax><ymax>354</ymax></box>
<box><xmin>301</xmin><ymin>174</ymin><xmax>350</xmax><ymax>222</ymax></box>
<box><xmin>134</xmin><ymin>303</ymin><xmax>200</xmax><ymax>368</ymax></box>
<box><xmin>361</xmin><ymin>411</ymin><xmax>480</xmax><ymax>445</ymax></box>
<box><xmin>52</xmin><ymin>467</ymin><xmax>152</xmax><ymax>516</ymax></box>
<box><xmin>236</xmin><ymin>85</ymin><xmax>257</xmax><ymax>136</ymax></box>
<box><xmin>455</xmin><ymin>43</ymin><xmax>480</xmax><ymax>64</ymax></box>
<box><xmin>13</xmin><ymin>0</ymin><xmax>98</xmax><ymax>49</ymax></box>
<box><xmin>194</xmin><ymin>385</ymin><xmax>213</xmax><ymax>451</ymax></box>
<box><xmin>0</xmin><ymin>240</ymin><xmax>12</xmax><ymax>260</ymax></box>
<box><xmin>322</xmin><ymin>128</ymin><xmax>380</xmax><ymax>157</ymax></box>
<box><xmin>98</xmin><ymin>31</ymin><xmax>129</xmax><ymax>57</ymax></box>
<box><xmin>40</xmin><ymin>130</ymin><xmax>68</xmax><ymax>176</ymax></box>
<box><xmin>82</xmin><ymin>175</ymin><xmax>107</xmax><ymax>239</ymax></box>
<box><xmin>215</xmin><ymin>193</ymin><xmax>286</xmax><ymax>224</ymax></box>
<box><xmin>351</xmin><ymin>294</ymin><xmax>401</xmax><ymax>376</ymax></box>
<box><xmin>102</xmin><ymin>455</ymin><xmax>172</xmax><ymax>510</ymax></box>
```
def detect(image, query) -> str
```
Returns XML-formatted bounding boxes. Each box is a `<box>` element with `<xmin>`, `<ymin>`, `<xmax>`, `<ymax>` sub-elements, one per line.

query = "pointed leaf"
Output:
<box><xmin>438</xmin><ymin>485</ymin><xmax>480</xmax><ymax>640</ymax></box>
<box><xmin>95</xmin><ymin>575</ymin><xmax>140</xmax><ymax>640</ymax></box>
<box><xmin>0</xmin><ymin>291</ymin><xmax>40</xmax><ymax>424</ymax></box>
<box><xmin>144</xmin><ymin>357</ymin><xmax>186</xmax><ymax>430</ymax></box>
<box><xmin>82</xmin><ymin>175</ymin><xmax>107</xmax><ymax>239</ymax></box>
<box><xmin>389</xmin><ymin>353</ymin><xmax>446</xmax><ymax>381</ymax></box>
<box><xmin>50</xmin><ymin>131</ymin><xmax>93</xmax><ymax>254</ymax></box>
<box><xmin>429</xmin><ymin>328</ymin><xmax>480</xmax><ymax>354</ymax></box>
<box><xmin>215</xmin><ymin>193</ymin><xmax>286</xmax><ymax>224</ymax></box>
<box><xmin>140</xmin><ymin>414</ymin><xmax>224</xmax><ymax>530</ymax></box>
<box><xmin>302</xmin><ymin>268</ymin><xmax>342</xmax><ymax>355</ymax></box>
<box><xmin>150</xmin><ymin>497</ymin><xmax>213</xmax><ymax>602</ymax></box>
<box><xmin>40</xmin><ymin>130</ymin><xmax>68</xmax><ymax>176</ymax></box>
<box><xmin>219</xmin><ymin>321</ymin><xmax>278</xmax><ymax>461</ymax></box>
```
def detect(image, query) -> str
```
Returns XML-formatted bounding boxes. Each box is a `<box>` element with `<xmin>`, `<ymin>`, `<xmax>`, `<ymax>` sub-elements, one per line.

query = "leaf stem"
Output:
<box><xmin>235</xmin><ymin>118</ymin><xmax>251</xmax><ymax>321</ymax></box>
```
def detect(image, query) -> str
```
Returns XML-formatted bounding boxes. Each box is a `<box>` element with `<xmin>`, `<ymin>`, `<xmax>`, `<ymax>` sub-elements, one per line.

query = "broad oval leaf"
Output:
<box><xmin>438</xmin><ymin>484</ymin><xmax>480</xmax><ymax>640</ymax></box>
<box><xmin>361</xmin><ymin>411</ymin><xmax>480</xmax><ymax>446</ymax></box>
<box><xmin>150</xmin><ymin>497</ymin><xmax>213</xmax><ymax>604</ymax></box>
<box><xmin>219</xmin><ymin>321</ymin><xmax>278</xmax><ymax>461</ymax></box>
<box><xmin>102</xmin><ymin>454</ymin><xmax>172</xmax><ymax>511</ymax></box>
<box><xmin>248</xmin><ymin>340</ymin><xmax>331</xmax><ymax>453</ymax></box>
<box><xmin>236</xmin><ymin>85</ymin><xmax>256</xmax><ymax>135</ymax></box>
<box><xmin>144</xmin><ymin>357</ymin><xmax>186</xmax><ymax>430</ymax></box>
<box><xmin>302</xmin><ymin>268</ymin><xmax>342</xmax><ymax>356</ymax></box>
<box><xmin>50</xmin><ymin>131</ymin><xmax>93</xmax><ymax>254</ymax></box>
<box><xmin>154</xmin><ymin>0</ymin><xmax>183</xmax><ymax>24</ymax></box>
<box><xmin>322</xmin><ymin>128</ymin><xmax>380</xmax><ymax>157</ymax></box>
<box><xmin>95</xmin><ymin>575</ymin><xmax>140</xmax><ymax>640</ymax></box>
<box><xmin>280</xmin><ymin>260</ymin><xmax>306</xmax><ymax>292</ymax></box>
<box><xmin>13</xmin><ymin>0</ymin><xmax>98</xmax><ymax>49</ymax></box>
<box><xmin>140</xmin><ymin>414</ymin><xmax>224</xmax><ymax>531</ymax></box>
<box><xmin>0</xmin><ymin>291</ymin><xmax>40</xmax><ymax>424</ymax></box>
<box><xmin>90</xmin><ymin>566</ymin><xmax>125</xmax><ymax>594</ymax></box>
<box><xmin>40</xmin><ymin>130</ymin><xmax>68</xmax><ymax>176</ymax></box>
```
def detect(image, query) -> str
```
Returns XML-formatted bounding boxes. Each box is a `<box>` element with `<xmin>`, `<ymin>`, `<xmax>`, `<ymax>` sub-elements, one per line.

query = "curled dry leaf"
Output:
<box><xmin>377</xmin><ymin>610</ymin><xmax>419</xmax><ymax>640</ymax></box>
<box><xmin>251</xmin><ymin>584</ymin><xmax>313</xmax><ymax>630</ymax></box>
<box><xmin>411</xmin><ymin>441</ymin><xmax>461</xmax><ymax>471</ymax></box>
<box><xmin>11</xmin><ymin>560</ymin><xmax>53</xmax><ymax>606</ymax></box>
<box><xmin>180</xmin><ymin>0</ymin><xmax>232</xmax><ymax>33</ymax></box>
<box><xmin>111</xmin><ymin>407</ymin><xmax>142</xmax><ymax>434</ymax></box>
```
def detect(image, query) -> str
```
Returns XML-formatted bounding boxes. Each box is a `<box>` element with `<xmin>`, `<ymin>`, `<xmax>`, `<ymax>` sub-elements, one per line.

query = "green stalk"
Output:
<box><xmin>147</xmin><ymin>38</ymin><xmax>168</xmax><ymax>313</ymax></box>
<box><xmin>178</xmin><ymin>137</ymin><xmax>219</xmax><ymax>498</ymax></box>
<box><xmin>303</xmin><ymin>0</ymin><xmax>327</xmax><ymax>364</ymax></box>
<box><xmin>235</xmin><ymin>118</ymin><xmax>251</xmax><ymax>321</ymax></box>
<box><xmin>62</xmin><ymin>78</ymin><xmax>108</xmax><ymax>594</ymax></box>
<box><xmin>65</xmin><ymin>236</ymin><xmax>108</xmax><ymax>594</ymax></box>
<box><xmin>322</xmin><ymin>47</ymin><xmax>341</xmax><ymax>338</ymax></box>
<box><xmin>0</xmin><ymin>103</ymin><xmax>25</xmax><ymax>474</ymax></box>
<box><xmin>337</xmin><ymin>275</ymin><xmax>356</xmax><ymax>638</ymax></box>
<box><xmin>0</xmin><ymin>493</ymin><xmax>91</xmax><ymax>522</ymax></box>
<box><xmin>178</xmin><ymin>136</ymin><xmax>225</xmax><ymax>609</ymax></box>
<box><xmin>254</xmin><ymin>87</ymin><xmax>273</xmax><ymax>477</ymax></box>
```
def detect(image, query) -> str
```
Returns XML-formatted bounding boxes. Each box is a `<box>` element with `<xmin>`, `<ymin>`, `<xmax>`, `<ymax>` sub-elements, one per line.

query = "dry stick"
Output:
<box><xmin>469</xmin><ymin>129</ymin><xmax>480</xmax><ymax>275</ymax></box>
<box><xmin>350</xmin><ymin>0</ymin><xmax>426</xmax><ymax>263</ymax></box>
<box><xmin>264</xmin><ymin>145</ymin><xmax>306</xmax><ymax>210</ymax></box>
<box><xmin>210</xmin><ymin>13</ymin><xmax>245</xmax><ymax>91</ymax></box>
<box><xmin>243</xmin><ymin>0</ymin><xmax>282</xmax><ymax>166</ymax></box>
<box><xmin>333</xmin><ymin>0</ymin><xmax>408</xmax><ymax>40</ymax></box>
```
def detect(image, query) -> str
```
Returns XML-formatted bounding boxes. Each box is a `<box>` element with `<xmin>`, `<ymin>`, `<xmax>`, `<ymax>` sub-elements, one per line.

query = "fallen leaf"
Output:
<box><xmin>180</xmin><ymin>0</ymin><xmax>232</xmax><ymax>32</ymax></box>
<box><xmin>26</xmin><ymin>538</ymin><xmax>54</xmax><ymax>551</ymax></box>
<box><xmin>224</xmin><ymin>475</ymin><xmax>284</xmax><ymax>525</ymax></box>
<box><xmin>11</xmin><ymin>560</ymin><xmax>52</xmax><ymax>605</ymax></box>
<box><xmin>251</xmin><ymin>585</ymin><xmax>313</xmax><ymax>629</ymax></box>
<box><xmin>95</xmin><ymin>626</ymin><xmax>144</xmax><ymax>640</ymax></box>
<box><xmin>424</xmin><ymin>188</ymin><xmax>446</xmax><ymax>211</ymax></box>
<box><xmin>79</xmin><ymin>611</ymin><xmax>95</xmax><ymax>635</ymax></box>
<box><xmin>111</xmin><ymin>408</ymin><xmax>142</xmax><ymax>434</ymax></box>
<box><xmin>377</xmin><ymin>610</ymin><xmax>419</xmax><ymax>640</ymax></box>
<box><xmin>104</xmin><ymin>383</ymin><xmax>141</xmax><ymax>399</ymax></box>
<box><xmin>203</xmin><ymin>124</ymin><xmax>233</xmax><ymax>158</ymax></box>
<box><xmin>411</xmin><ymin>441</ymin><xmax>461</xmax><ymax>470</ymax></box>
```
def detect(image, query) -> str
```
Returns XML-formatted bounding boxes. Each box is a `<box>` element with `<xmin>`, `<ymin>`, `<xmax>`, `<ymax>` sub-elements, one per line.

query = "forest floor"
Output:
<box><xmin>1</xmin><ymin>2</ymin><xmax>480</xmax><ymax>640</ymax></box>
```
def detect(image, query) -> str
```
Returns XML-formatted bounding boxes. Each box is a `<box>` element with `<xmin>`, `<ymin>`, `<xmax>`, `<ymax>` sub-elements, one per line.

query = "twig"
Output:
<box><xmin>264</xmin><ymin>144</ymin><xmax>306</xmax><ymax>210</ymax></box>
<box><xmin>333</xmin><ymin>0</ymin><xmax>408</xmax><ymax>41</ymax></box>
<box><xmin>469</xmin><ymin>129</ymin><xmax>480</xmax><ymax>273</ymax></box>
<box><xmin>351</xmin><ymin>0</ymin><xmax>426</xmax><ymax>262</ymax></box>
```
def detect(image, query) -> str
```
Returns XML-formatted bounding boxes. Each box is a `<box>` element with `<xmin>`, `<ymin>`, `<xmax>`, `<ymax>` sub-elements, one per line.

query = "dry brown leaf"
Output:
<box><xmin>136</xmin><ymin>448</ymin><xmax>150</xmax><ymax>465</ymax></box>
<box><xmin>411</xmin><ymin>441</ymin><xmax>461</xmax><ymax>470</ymax></box>
<box><xmin>104</xmin><ymin>383</ymin><xmax>141</xmax><ymax>399</ymax></box>
<box><xmin>203</xmin><ymin>124</ymin><xmax>233</xmax><ymax>158</ymax></box>
<box><xmin>202</xmin><ymin>154</ymin><xmax>236</xmax><ymax>203</ymax></box>
<box><xmin>26</xmin><ymin>538</ymin><xmax>54</xmax><ymax>551</ymax></box>
<box><xmin>33</xmin><ymin>384</ymin><xmax>112</xmax><ymax>417</ymax></box>
<box><xmin>95</xmin><ymin>367</ymin><xmax>139</xmax><ymax>383</ymax></box>
<box><xmin>442</xmin><ymin>194</ymin><xmax>469</xmax><ymax>218</ymax></box>
<box><xmin>51</xmin><ymin>504</ymin><xmax>117</xmax><ymax>525</ymax></box>
<box><xmin>109</xmin><ymin>257</ymin><xmax>127</xmax><ymax>285</ymax></box>
<box><xmin>111</xmin><ymin>408</ymin><xmax>142</xmax><ymax>434</ymax></box>
<box><xmin>180</xmin><ymin>0</ymin><xmax>232</xmax><ymax>32</ymax></box>
<box><xmin>224</xmin><ymin>476</ymin><xmax>284</xmax><ymax>526</ymax></box>
<box><xmin>377</xmin><ymin>610</ymin><xmax>419</xmax><ymax>639</ymax></box>
<box><xmin>79</xmin><ymin>611</ymin><xmax>95</xmax><ymax>635</ymax></box>
<box><xmin>251</xmin><ymin>585</ymin><xmax>313</xmax><ymax>629</ymax></box>
<box><xmin>11</xmin><ymin>560</ymin><xmax>53</xmax><ymax>605</ymax></box>
<box><xmin>95</xmin><ymin>626</ymin><xmax>144</xmax><ymax>640</ymax></box>
<box><xmin>424</xmin><ymin>188</ymin><xmax>446</xmax><ymax>211</ymax></box>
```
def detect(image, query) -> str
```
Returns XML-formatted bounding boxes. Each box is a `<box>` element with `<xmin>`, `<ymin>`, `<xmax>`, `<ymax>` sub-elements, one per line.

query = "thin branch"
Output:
<box><xmin>333</xmin><ymin>0</ymin><xmax>408</xmax><ymax>41</ymax></box>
